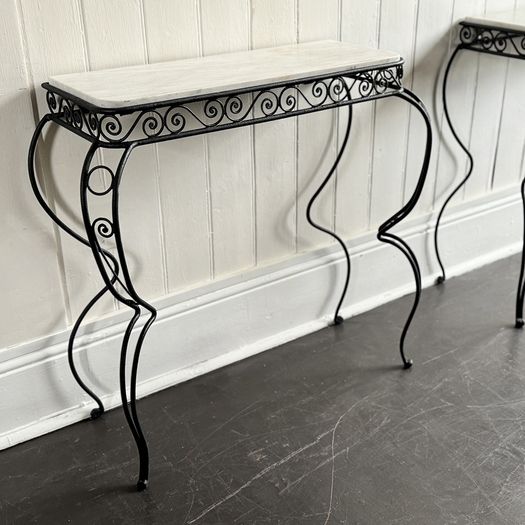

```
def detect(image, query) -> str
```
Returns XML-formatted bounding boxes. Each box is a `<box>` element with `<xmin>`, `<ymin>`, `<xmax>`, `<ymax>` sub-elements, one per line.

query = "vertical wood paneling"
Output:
<box><xmin>142</xmin><ymin>0</ymin><xmax>212</xmax><ymax>292</ymax></box>
<box><xmin>200</xmin><ymin>0</ymin><xmax>255</xmax><ymax>277</ymax></box>
<box><xmin>5</xmin><ymin>0</ymin><xmax>525</xmax><ymax>351</ymax></box>
<box><xmin>251</xmin><ymin>0</ymin><xmax>297</xmax><ymax>264</ymax></box>
<box><xmin>81</xmin><ymin>0</ymin><xmax>165</xmax><ymax>301</ymax></box>
<box><xmin>369</xmin><ymin>0</ymin><xmax>419</xmax><ymax>228</ymax></box>
<box><xmin>463</xmin><ymin>0</ymin><xmax>516</xmax><ymax>200</ymax></box>
<box><xmin>404</xmin><ymin>0</ymin><xmax>454</xmax><ymax>212</ymax></box>
<box><xmin>0</xmin><ymin>0</ymin><xmax>66</xmax><ymax>347</ymax></box>
<box><xmin>296</xmin><ymin>0</ymin><xmax>339</xmax><ymax>251</ymax></box>
<box><xmin>336</xmin><ymin>0</ymin><xmax>380</xmax><ymax>238</ymax></box>
<box><xmin>20</xmin><ymin>0</ymin><xmax>115</xmax><ymax>322</ymax></box>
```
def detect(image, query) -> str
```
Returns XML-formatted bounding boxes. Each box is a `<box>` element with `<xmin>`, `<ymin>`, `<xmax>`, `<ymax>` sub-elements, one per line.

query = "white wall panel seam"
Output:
<box><xmin>20</xmin><ymin>0</ymin><xmax>74</xmax><ymax>323</ymax></box>
<box><xmin>430</xmin><ymin>0</ymin><xmax>457</xmax><ymax>210</ymax></box>
<box><xmin>490</xmin><ymin>59</ymin><xmax>511</xmax><ymax>191</ymax></box>
<box><xmin>249</xmin><ymin>0</ymin><xmax>258</xmax><ymax>266</ymax></box>
<box><xmin>248</xmin><ymin>0</ymin><xmax>257</xmax><ymax>269</ymax></box>
<box><xmin>197</xmin><ymin>0</ymin><xmax>215</xmax><ymax>279</ymax></box>
<box><xmin>332</xmin><ymin>0</ymin><xmax>342</xmax><ymax>236</ymax></box>
<box><xmin>367</xmin><ymin>0</ymin><xmax>382</xmax><ymax>230</ymax></box>
<box><xmin>78</xmin><ymin>0</ymin><xmax>119</xmax><ymax>314</ymax></box>
<box><xmin>489</xmin><ymin>0</ymin><xmax>518</xmax><ymax>191</ymax></box>
<box><xmin>461</xmin><ymin>53</ymin><xmax>482</xmax><ymax>201</ymax></box>
<box><xmin>519</xmin><ymin>141</ymin><xmax>525</xmax><ymax>184</ymax></box>
<box><xmin>294</xmin><ymin>0</ymin><xmax>299</xmax><ymax>253</ymax></box>
<box><xmin>460</xmin><ymin>0</ymin><xmax>488</xmax><ymax>200</ymax></box>
<box><xmin>401</xmin><ymin>0</ymin><xmax>421</xmax><ymax>202</ymax></box>
<box><xmin>139</xmin><ymin>0</ymin><xmax>169</xmax><ymax>294</ymax></box>
<box><xmin>19</xmin><ymin>0</ymin><xmax>79</xmax><ymax>326</ymax></box>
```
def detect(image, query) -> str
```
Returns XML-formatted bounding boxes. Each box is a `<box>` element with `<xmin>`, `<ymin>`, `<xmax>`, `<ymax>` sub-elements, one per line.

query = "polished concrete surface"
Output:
<box><xmin>2</xmin><ymin>255</ymin><xmax>525</xmax><ymax>524</ymax></box>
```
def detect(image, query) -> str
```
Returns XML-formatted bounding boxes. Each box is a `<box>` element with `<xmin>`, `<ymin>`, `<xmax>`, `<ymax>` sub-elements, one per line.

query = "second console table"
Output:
<box><xmin>434</xmin><ymin>10</ymin><xmax>525</xmax><ymax>326</ymax></box>
<box><xmin>28</xmin><ymin>40</ymin><xmax>432</xmax><ymax>490</ymax></box>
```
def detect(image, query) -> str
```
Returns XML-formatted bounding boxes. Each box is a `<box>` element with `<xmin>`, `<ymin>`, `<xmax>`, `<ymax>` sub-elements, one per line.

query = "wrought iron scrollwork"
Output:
<box><xmin>459</xmin><ymin>22</ymin><xmax>525</xmax><ymax>58</ymax></box>
<box><xmin>31</xmin><ymin>54</ymin><xmax>435</xmax><ymax>492</ymax></box>
<box><xmin>44</xmin><ymin>63</ymin><xmax>403</xmax><ymax>147</ymax></box>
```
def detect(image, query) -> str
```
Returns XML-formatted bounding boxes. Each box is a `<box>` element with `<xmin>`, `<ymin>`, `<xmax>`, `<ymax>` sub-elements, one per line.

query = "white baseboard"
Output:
<box><xmin>1</xmin><ymin>187</ymin><xmax>522</xmax><ymax>449</ymax></box>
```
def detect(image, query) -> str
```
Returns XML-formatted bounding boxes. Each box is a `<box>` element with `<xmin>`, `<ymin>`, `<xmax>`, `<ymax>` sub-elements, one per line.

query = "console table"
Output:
<box><xmin>28</xmin><ymin>40</ymin><xmax>432</xmax><ymax>491</ymax></box>
<box><xmin>434</xmin><ymin>10</ymin><xmax>525</xmax><ymax>326</ymax></box>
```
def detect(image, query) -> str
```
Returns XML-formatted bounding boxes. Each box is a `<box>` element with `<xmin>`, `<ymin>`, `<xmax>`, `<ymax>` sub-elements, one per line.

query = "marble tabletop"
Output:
<box><xmin>464</xmin><ymin>9</ymin><xmax>525</xmax><ymax>32</ymax></box>
<box><xmin>48</xmin><ymin>40</ymin><xmax>401</xmax><ymax>109</ymax></box>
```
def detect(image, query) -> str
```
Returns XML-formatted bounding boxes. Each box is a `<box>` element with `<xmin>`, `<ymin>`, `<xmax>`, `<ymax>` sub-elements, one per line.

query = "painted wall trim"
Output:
<box><xmin>1</xmin><ymin>186</ymin><xmax>522</xmax><ymax>449</ymax></box>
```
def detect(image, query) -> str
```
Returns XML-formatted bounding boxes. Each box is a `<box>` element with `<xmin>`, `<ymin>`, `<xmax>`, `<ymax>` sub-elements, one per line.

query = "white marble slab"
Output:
<box><xmin>48</xmin><ymin>40</ymin><xmax>401</xmax><ymax>109</ymax></box>
<box><xmin>464</xmin><ymin>9</ymin><xmax>525</xmax><ymax>32</ymax></box>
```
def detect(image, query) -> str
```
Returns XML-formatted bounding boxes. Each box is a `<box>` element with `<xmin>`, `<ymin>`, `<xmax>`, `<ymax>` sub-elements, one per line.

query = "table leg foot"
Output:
<box><xmin>516</xmin><ymin>319</ymin><xmax>524</xmax><ymax>329</ymax></box>
<box><xmin>90</xmin><ymin>407</ymin><xmax>104</xmax><ymax>420</ymax></box>
<box><xmin>403</xmin><ymin>359</ymin><xmax>413</xmax><ymax>370</ymax></box>
<box><xmin>137</xmin><ymin>479</ymin><xmax>148</xmax><ymax>492</ymax></box>
<box><xmin>334</xmin><ymin>315</ymin><xmax>344</xmax><ymax>326</ymax></box>
<box><xmin>436</xmin><ymin>275</ymin><xmax>445</xmax><ymax>285</ymax></box>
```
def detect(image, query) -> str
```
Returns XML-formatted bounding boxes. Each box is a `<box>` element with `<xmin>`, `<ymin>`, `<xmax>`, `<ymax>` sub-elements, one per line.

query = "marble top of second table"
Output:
<box><xmin>48</xmin><ymin>40</ymin><xmax>401</xmax><ymax>110</ymax></box>
<box><xmin>464</xmin><ymin>9</ymin><xmax>525</xmax><ymax>32</ymax></box>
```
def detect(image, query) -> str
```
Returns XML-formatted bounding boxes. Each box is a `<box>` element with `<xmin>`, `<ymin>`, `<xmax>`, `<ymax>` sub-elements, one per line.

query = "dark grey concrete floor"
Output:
<box><xmin>3</xmin><ymin>255</ymin><xmax>525</xmax><ymax>524</ymax></box>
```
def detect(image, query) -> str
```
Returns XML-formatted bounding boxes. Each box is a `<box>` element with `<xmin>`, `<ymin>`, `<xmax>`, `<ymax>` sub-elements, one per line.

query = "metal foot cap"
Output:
<box><xmin>334</xmin><ymin>315</ymin><xmax>344</xmax><ymax>326</ymax></box>
<box><xmin>436</xmin><ymin>276</ymin><xmax>445</xmax><ymax>285</ymax></box>
<box><xmin>403</xmin><ymin>359</ymin><xmax>413</xmax><ymax>370</ymax></box>
<box><xmin>137</xmin><ymin>479</ymin><xmax>148</xmax><ymax>492</ymax></box>
<box><xmin>516</xmin><ymin>318</ymin><xmax>524</xmax><ymax>329</ymax></box>
<box><xmin>90</xmin><ymin>408</ymin><xmax>104</xmax><ymax>420</ymax></box>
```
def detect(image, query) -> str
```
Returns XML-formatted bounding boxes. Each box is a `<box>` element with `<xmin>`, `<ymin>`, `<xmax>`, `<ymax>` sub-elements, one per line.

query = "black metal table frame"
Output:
<box><xmin>435</xmin><ymin>21</ymin><xmax>525</xmax><ymax>326</ymax></box>
<box><xmin>29</xmin><ymin>60</ymin><xmax>432</xmax><ymax>491</ymax></box>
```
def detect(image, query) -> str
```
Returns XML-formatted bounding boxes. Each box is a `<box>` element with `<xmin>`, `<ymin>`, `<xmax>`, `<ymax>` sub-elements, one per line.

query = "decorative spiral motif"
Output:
<box><xmin>46</xmin><ymin>63</ymin><xmax>404</xmax><ymax>145</ymax></box>
<box><xmin>92</xmin><ymin>218</ymin><xmax>114</xmax><ymax>239</ymax></box>
<box><xmin>225</xmin><ymin>96</ymin><xmax>244</xmax><ymax>120</ymax></box>
<box><xmin>87</xmin><ymin>165</ymin><xmax>115</xmax><ymax>196</ymax></box>
<box><xmin>459</xmin><ymin>25</ymin><xmax>476</xmax><ymax>45</ymax></box>
<box><xmin>165</xmin><ymin>107</ymin><xmax>187</xmax><ymax>133</ymax></box>
<box><xmin>99</xmin><ymin>114</ymin><xmax>124</xmax><ymax>140</ymax></box>
<box><xmin>494</xmin><ymin>32</ymin><xmax>508</xmax><ymax>52</ymax></box>
<box><xmin>459</xmin><ymin>23</ymin><xmax>525</xmax><ymax>58</ymax></box>
<box><xmin>310</xmin><ymin>80</ymin><xmax>329</xmax><ymax>106</ymax></box>
<box><xmin>141</xmin><ymin>111</ymin><xmax>163</xmax><ymax>137</ymax></box>
<box><xmin>329</xmin><ymin>77</ymin><xmax>346</xmax><ymax>102</ymax></box>
<box><xmin>358</xmin><ymin>73</ymin><xmax>374</xmax><ymax>98</ymax></box>
<box><xmin>87</xmin><ymin>112</ymin><xmax>99</xmax><ymax>134</ymax></box>
<box><xmin>279</xmin><ymin>87</ymin><xmax>297</xmax><ymax>112</ymax></box>
<box><xmin>204</xmin><ymin>99</ymin><xmax>224</xmax><ymax>124</ymax></box>
<box><xmin>47</xmin><ymin>91</ymin><xmax>58</xmax><ymax>112</ymax></box>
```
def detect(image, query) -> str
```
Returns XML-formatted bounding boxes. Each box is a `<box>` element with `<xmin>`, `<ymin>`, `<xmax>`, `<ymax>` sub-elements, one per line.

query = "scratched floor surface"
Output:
<box><xmin>3</xmin><ymin>255</ymin><xmax>525</xmax><ymax>524</ymax></box>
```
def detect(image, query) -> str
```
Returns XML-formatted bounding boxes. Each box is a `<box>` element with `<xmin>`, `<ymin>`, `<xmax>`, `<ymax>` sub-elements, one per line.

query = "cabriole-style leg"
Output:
<box><xmin>80</xmin><ymin>142</ymin><xmax>156</xmax><ymax>491</ymax></box>
<box><xmin>28</xmin><ymin>115</ymin><xmax>122</xmax><ymax>419</ymax></box>
<box><xmin>306</xmin><ymin>104</ymin><xmax>353</xmax><ymax>326</ymax></box>
<box><xmin>379</xmin><ymin>89</ymin><xmax>432</xmax><ymax>369</ymax></box>
<box><xmin>434</xmin><ymin>45</ymin><xmax>474</xmax><ymax>284</ymax></box>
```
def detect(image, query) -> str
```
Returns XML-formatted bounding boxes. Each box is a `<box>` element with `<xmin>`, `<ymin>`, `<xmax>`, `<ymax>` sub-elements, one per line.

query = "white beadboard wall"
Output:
<box><xmin>2</xmin><ymin>0</ymin><xmax>525</xmax><ymax>444</ymax></box>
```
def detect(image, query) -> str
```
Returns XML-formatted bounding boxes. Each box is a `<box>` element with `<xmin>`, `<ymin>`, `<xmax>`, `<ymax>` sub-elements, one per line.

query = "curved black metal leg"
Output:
<box><xmin>515</xmin><ymin>178</ymin><xmax>525</xmax><ymax>328</ymax></box>
<box><xmin>378</xmin><ymin>89</ymin><xmax>432</xmax><ymax>369</ymax></box>
<box><xmin>434</xmin><ymin>45</ymin><xmax>474</xmax><ymax>284</ymax></box>
<box><xmin>28</xmin><ymin>115</ymin><xmax>123</xmax><ymax>418</ymax></box>
<box><xmin>306</xmin><ymin>104</ymin><xmax>353</xmax><ymax>325</ymax></box>
<box><xmin>80</xmin><ymin>142</ymin><xmax>156</xmax><ymax>491</ymax></box>
<box><xmin>111</xmin><ymin>145</ymin><xmax>157</xmax><ymax>490</ymax></box>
